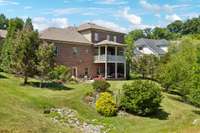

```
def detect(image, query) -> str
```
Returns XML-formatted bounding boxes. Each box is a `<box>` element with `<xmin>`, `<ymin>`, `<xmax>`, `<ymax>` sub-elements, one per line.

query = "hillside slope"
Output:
<box><xmin>0</xmin><ymin>73</ymin><xmax>200</xmax><ymax>133</ymax></box>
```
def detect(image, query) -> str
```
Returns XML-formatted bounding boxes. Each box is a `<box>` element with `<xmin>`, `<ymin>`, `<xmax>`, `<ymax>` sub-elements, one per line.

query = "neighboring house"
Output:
<box><xmin>0</xmin><ymin>23</ymin><xmax>127</xmax><ymax>79</ymax></box>
<box><xmin>134</xmin><ymin>38</ymin><xmax>169</xmax><ymax>56</ymax></box>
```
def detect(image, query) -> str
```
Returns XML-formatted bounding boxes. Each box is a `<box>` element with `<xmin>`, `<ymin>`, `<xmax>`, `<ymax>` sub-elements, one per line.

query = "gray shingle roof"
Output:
<box><xmin>94</xmin><ymin>40</ymin><xmax>126</xmax><ymax>47</ymax></box>
<box><xmin>135</xmin><ymin>38</ymin><xmax>169</xmax><ymax>55</ymax></box>
<box><xmin>77</xmin><ymin>23</ymin><xmax>125</xmax><ymax>34</ymax></box>
<box><xmin>0</xmin><ymin>30</ymin><xmax>7</xmax><ymax>38</ymax></box>
<box><xmin>40</xmin><ymin>27</ymin><xmax>92</xmax><ymax>44</ymax></box>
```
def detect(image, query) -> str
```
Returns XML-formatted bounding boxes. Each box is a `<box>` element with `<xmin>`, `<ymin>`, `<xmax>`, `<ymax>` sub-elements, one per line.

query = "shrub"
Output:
<box><xmin>49</xmin><ymin>65</ymin><xmax>71</xmax><ymax>83</ymax></box>
<box><xmin>96</xmin><ymin>92</ymin><xmax>117</xmax><ymax>117</ymax></box>
<box><xmin>120</xmin><ymin>80</ymin><xmax>162</xmax><ymax>116</ymax></box>
<box><xmin>92</xmin><ymin>80</ymin><xmax>110</xmax><ymax>92</ymax></box>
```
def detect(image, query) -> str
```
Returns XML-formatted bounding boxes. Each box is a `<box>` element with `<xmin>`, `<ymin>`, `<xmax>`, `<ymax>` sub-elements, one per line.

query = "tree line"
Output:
<box><xmin>125</xmin><ymin>16</ymin><xmax>200</xmax><ymax>45</ymax></box>
<box><xmin>0</xmin><ymin>15</ymin><xmax>70</xmax><ymax>86</ymax></box>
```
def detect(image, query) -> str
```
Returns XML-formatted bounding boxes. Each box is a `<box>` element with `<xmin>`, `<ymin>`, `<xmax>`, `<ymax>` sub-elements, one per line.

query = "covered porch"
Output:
<box><xmin>94</xmin><ymin>40</ymin><xmax>127</xmax><ymax>79</ymax></box>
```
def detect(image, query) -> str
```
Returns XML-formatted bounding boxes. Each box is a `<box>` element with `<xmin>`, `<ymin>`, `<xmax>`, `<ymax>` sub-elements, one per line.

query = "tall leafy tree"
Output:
<box><xmin>182</xmin><ymin>16</ymin><xmax>200</xmax><ymax>35</ymax></box>
<box><xmin>13</xmin><ymin>18</ymin><xmax>40</xmax><ymax>84</ymax></box>
<box><xmin>0</xmin><ymin>14</ymin><xmax>8</xmax><ymax>30</ymax></box>
<box><xmin>0</xmin><ymin>18</ymin><xmax>24</xmax><ymax>72</ymax></box>
<box><xmin>167</xmin><ymin>20</ymin><xmax>183</xmax><ymax>34</ymax></box>
<box><xmin>125</xmin><ymin>29</ymin><xmax>145</xmax><ymax>44</ymax></box>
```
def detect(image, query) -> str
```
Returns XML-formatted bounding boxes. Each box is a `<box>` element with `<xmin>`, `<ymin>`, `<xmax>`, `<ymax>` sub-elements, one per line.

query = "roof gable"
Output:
<box><xmin>77</xmin><ymin>23</ymin><xmax>125</xmax><ymax>34</ymax></box>
<box><xmin>40</xmin><ymin>27</ymin><xmax>91</xmax><ymax>44</ymax></box>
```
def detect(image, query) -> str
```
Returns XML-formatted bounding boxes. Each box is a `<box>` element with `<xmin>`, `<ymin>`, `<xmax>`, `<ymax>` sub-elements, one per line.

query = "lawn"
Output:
<box><xmin>0</xmin><ymin>72</ymin><xmax>200</xmax><ymax>133</ymax></box>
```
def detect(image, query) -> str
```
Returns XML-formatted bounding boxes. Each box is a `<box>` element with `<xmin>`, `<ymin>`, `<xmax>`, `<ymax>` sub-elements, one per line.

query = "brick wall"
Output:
<box><xmin>53</xmin><ymin>42</ymin><xmax>97</xmax><ymax>78</ymax></box>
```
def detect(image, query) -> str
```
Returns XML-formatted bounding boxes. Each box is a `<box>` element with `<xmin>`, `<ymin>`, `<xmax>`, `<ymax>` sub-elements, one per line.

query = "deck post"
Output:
<box><xmin>105</xmin><ymin>46</ymin><xmax>108</xmax><ymax>79</ymax></box>
<box><xmin>115</xmin><ymin>46</ymin><xmax>118</xmax><ymax>79</ymax></box>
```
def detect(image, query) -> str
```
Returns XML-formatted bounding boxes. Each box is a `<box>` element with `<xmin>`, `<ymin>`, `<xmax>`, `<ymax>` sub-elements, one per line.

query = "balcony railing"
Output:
<box><xmin>94</xmin><ymin>55</ymin><xmax>125</xmax><ymax>63</ymax></box>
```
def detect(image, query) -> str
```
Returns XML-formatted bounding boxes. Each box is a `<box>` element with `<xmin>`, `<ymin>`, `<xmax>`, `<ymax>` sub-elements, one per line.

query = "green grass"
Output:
<box><xmin>0</xmin><ymin>73</ymin><xmax>200</xmax><ymax>133</ymax></box>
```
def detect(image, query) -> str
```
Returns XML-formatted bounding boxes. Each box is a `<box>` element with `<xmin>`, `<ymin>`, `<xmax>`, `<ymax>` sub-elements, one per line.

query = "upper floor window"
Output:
<box><xmin>54</xmin><ymin>46</ymin><xmax>59</xmax><ymax>56</ymax></box>
<box><xmin>106</xmin><ymin>35</ymin><xmax>110</xmax><ymax>41</ymax></box>
<box><xmin>94</xmin><ymin>33</ymin><xmax>99</xmax><ymax>41</ymax></box>
<box><xmin>114</xmin><ymin>36</ymin><xmax>117</xmax><ymax>42</ymax></box>
<box><xmin>72</xmin><ymin>47</ymin><xmax>79</xmax><ymax>55</ymax></box>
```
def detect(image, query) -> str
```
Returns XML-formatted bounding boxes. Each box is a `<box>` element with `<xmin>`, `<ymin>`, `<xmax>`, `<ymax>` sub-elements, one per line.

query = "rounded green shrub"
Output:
<box><xmin>121</xmin><ymin>80</ymin><xmax>162</xmax><ymax>116</ymax></box>
<box><xmin>92</xmin><ymin>80</ymin><xmax>110</xmax><ymax>92</ymax></box>
<box><xmin>96</xmin><ymin>92</ymin><xmax>117</xmax><ymax>117</ymax></box>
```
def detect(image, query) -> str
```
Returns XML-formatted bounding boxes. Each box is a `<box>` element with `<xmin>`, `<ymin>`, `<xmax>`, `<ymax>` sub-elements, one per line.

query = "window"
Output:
<box><xmin>114</xmin><ymin>36</ymin><xmax>117</xmax><ymax>42</ymax></box>
<box><xmin>106</xmin><ymin>35</ymin><xmax>110</xmax><ymax>41</ymax></box>
<box><xmin>85</xmin><ymin>49</ymin><xmax>89</xmax><ymax>54</ymax></box>
<box><xmin>94</xmin><ymin>33</ymin><xmax>99</xmax><ymax>41</ymax></box>
<box><xmin>72</xmin><ymin>47</ymin><xmax>79</xmax><ymax>55</ymax></box>
<box><xmin>139</xmin><ymin>47</ymin><xmax>143</xmax><ymax>50</ymax></box>
<box><xmin>85</xmin><ymin>68</ymin><xmax>89</xmax><ymax>75</ymax></box>
<box><xmin>54</xmin><ymin>46</ymin><xmax>59</xmax><ymax>56</ymax></box>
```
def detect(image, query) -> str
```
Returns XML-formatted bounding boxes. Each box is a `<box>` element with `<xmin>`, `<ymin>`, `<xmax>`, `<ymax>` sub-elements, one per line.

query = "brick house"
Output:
<box><xmin>0</xmin><ymin>23</ymin><xmax>127</xmax><ymax>79</ymax></box>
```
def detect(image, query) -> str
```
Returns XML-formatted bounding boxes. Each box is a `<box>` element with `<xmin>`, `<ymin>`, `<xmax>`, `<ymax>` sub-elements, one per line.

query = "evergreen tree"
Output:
<box><xmin>0</xmin><ymin>18</ymin><xmax>24</xmax><ymax>72</ymax></box>
<box><xmin>13</xmin><ymin>18</ymin><xmax>39</xmax><ymax>84</ymax></box>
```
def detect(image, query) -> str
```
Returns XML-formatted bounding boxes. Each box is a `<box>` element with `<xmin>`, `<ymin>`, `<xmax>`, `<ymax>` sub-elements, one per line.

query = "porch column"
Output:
<box><xmin>98</xmin><ymin>46</ymin><xmax>100</xmax><ymax>61</ymax></box>
<box><xmin>105</xmin><ymin>46</ymin><xmax>108</xmax><ymax>79</ymax></box>
<box><xmin>115</xmin><ymin>46</ymin><xmax>118</xmax><ymax>79</ymax></box>
<box><xmin>124</xmin><ymin>62</ymin><xmax>126</xmax><ymax>79</ymax></box>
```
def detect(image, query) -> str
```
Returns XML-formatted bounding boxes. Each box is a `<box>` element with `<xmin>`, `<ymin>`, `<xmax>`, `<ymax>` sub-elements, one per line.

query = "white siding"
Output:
<box><xmin>139</xmin><ymin>47</ymin><xmax>154</xmax><ymax>54</ymax></box>
<box><xmin>160</xmin><ymin>46</ymin><xmax>168</xmax><ymax>52</ymax></box>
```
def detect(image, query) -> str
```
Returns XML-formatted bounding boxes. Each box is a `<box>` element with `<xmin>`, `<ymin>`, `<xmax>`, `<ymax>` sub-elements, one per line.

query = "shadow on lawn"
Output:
<box><xmin>149</xmin><ymin>109</ymin><xmax>170</xmax><ymax>120</ymax></box>
<box><xmin>0</xmin><ymin>74</ymin><xmax>7</xmax><ymax>79</ymax></box>
<box><xmin>27</xmin><ymin>81</ymin><xmax>74</xmax><ymax>91</ymax></box>
<box><xmin>193</xmin><ymin>110</ymin><xmax>200</xmax><ymax>115</ymax></box>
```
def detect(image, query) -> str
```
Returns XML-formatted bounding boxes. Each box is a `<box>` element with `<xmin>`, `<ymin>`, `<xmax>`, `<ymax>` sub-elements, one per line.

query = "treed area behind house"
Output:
<box><xmin>0</xmin><ymin>13</ymin><xmax>200</xmax><ymax>133</ymax></box>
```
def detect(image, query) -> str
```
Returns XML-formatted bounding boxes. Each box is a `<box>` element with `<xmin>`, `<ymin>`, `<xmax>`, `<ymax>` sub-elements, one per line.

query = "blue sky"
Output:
<box><xmin>0</xmin><ymin>0</ymin><xmax>199</xmax><ymax>32</ymax></box>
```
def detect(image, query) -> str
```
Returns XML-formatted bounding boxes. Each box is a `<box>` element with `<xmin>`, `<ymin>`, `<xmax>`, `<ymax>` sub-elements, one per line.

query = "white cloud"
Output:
<box><xmin>165</xmin><ymin>14</ymin><xmax>182</xmax><ymax>22</ymax></box>
<box><xmin>90</xmin><ymin>19</ymin><xmax>128</xmax><ymax>33</ymax></box>
<box><xmin>95</xmin><ymin>0</ymin><xmax>128</xmax><ymax>5</ymax></box>
<box><xmin>0</xmin><ymin>0</ymin><xmax>19</xmax><ymax>5</ymax></box>
<box><xmin>47</xmin><ymin>8</ymin><xmax>81</xmax><ymax>16</ymax></box>
<box><xmin>33</xmin><ymin>17</ymin><xmax>69</xmax><ymax>31</ymax></box>
<box><xmin>122</xmin><ymin>7</ymin><xmax>141</xmax><ymax>25</ymax></box>
<box><xmin>140</xmin><ymin>0</ymin><xmax>173</xmax><ymax>13</ymax></box>
<box><xmin>24</xmin><ymin>6</ymin><xmax>32</xmax><ymax>10</ymax></box>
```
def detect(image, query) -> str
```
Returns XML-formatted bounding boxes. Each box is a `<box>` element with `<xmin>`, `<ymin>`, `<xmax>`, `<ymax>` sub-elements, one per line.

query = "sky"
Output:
<box><xmin>0</xmin><ymin>0</ymin><xmax>199</xmax><ymax>33</ymax></box>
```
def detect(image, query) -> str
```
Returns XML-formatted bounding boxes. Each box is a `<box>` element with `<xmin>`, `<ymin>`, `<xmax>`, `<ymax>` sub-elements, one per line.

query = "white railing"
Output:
<box><xmin>94</xmin><ymin>55</ymin><xmax>125</xmax><ymax>63</ymax></box>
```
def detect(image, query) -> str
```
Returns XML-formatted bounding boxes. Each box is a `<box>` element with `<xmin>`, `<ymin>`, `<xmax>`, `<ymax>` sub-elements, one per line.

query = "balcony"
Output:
<box><xmin>94</xmin><ymin>55</ymin><xmax>125</xmax><ymax>63</ymax></box>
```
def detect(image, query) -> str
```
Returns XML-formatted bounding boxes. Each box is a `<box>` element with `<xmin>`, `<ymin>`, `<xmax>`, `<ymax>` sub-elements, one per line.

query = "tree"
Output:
<box><xmin>182</xmin><ymin>16</ymin><xmax>200</xmax><ymax>35</ymax></box>
<box><xmin>151</xmin><ymin>27</ymin><xmax>175</xmax><ymax>40</ymax></box>
<box><xmin>0</xmin><ymin>14</ymin><xmax>8</xmax><ymax>30</ymax></box>
<box><xmin>167</xmin><ymin>20</ymin><xmax>183</xmax><ymax>34</ymax></box>
<box><xmin>13</xmin><ymin>18</ymin><xmax>39</xmax><ymax>84</ymax></box>
<box><xmin>0</xmin><ymin>18</ymin><xmax>24</xmax><ymax>72</ymax></box>
<box><xmin>133</xmin><ymin>54</ymin><xmax>159</xmax><ymax>80</ymax></box>
<box><xmin>125</xmin><ymin>29</ymin><xmax>145</xmax><ymax>45</ymax></box>
<box><xmin>37</xmin><ymin>41</ymin><xmax>55</xmax><ymax>87</ymax></box>
<box><xmin>158</xmin><ymin>37</ymin><xmax>198</xmax><ymax>95</ymax></box>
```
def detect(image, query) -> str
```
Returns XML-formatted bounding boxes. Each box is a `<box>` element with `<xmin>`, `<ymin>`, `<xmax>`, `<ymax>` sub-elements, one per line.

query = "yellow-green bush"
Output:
<box><xmin>96</xmin><ymin>92</ymin><xmax>117</xmax><ymax>117</ymax></box>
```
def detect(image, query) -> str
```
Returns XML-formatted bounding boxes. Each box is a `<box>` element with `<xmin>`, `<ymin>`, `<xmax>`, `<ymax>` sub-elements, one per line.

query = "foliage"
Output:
<box><xmin>36</xmin><ymin>41</ymin><xmax>55</xmax><ymax>86</ymax></box>
<box><xmin>92</xmin><ymin>80</ymin><xmax>111</xmax><ymax>92</ymax></box>
<box><xmin>12</xmin><ymin>18</ymin><xmax>40</xmax><ymax>84</ymax></box>
<box><xmin>167</xmin><ymin>20</ymin><xmax>183</xmax><ymax>34</ymax></box>
<box><xmin>125</xmin><ymin>42</ymin><xmax>134</xmax><ymax>79</ymax></box>
<box><xmin>49</xmin><ymin>65</ymin><xmax>71</xmax><ymax>83</ymax></box>
<box><xmin>0</xmin><ymin>17</ymin><xmax>24</xmax><ymax>72</ymax></box>
<box><xmin>96</xmin><ymin>92</ymin><xmax>117</xmax><ymax>117</ymax></box>
<box><xmin>125</xmin><ymin>29</ymin><xmax>145</xmax><ymax>44</ymax></box>
<box><xmin>157</xmin><ymin>37</ymin><xmax>199</xmax><ymax>96</ymax></box>
<box><xmin>133</xmin><ymin>54</ymin><xmax>159</xmax><ymax>80</ymax></box>
<box><xmin>121</xmin><ymin>80</ymin><xmax>162</xmax><ymax>116</ymax></box>
<box><xmin>0</xmin><ymin>14</ymin><xmax>8</xmax><ymax>30</ymax></box>
<box><xmin>182</xmin><ymin>16</ymin><xmax>200</xmax><ymax>35</ymax></box>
